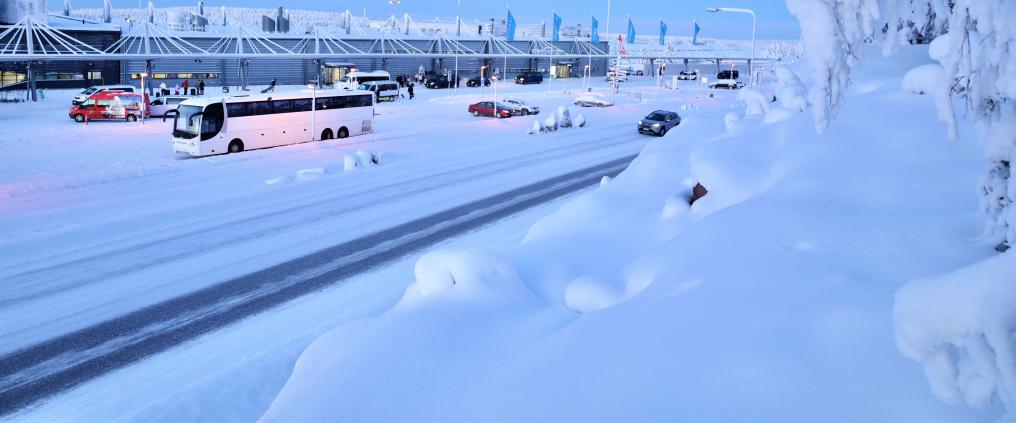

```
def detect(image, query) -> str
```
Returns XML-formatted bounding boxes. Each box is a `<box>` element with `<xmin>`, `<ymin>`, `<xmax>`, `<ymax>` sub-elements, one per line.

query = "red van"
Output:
<box><xmin>69</xmin><ymin>91</ymin><xmax>151</xmax><ymax>123</ymax></box>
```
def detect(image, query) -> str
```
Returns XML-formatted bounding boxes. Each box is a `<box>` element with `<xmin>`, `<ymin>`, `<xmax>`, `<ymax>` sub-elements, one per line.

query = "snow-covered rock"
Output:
<box><xmin>529</xmin><ymin>119</ymin><xmax>543</xmax><ymax>134</ymax></box>
<box><xmin>574</xmin><ymin>113</ymin><xmax>586</xmax><ymax>128</ymax></box>
<box><xmin>544</xmin><ymin>115</ymin><xmax>558</xmax><ymax>132</ymax></box>
<box><xmin>902</xmin><ymin>64</ymin><xmax>945</xmax><ymax>95</ymax></box>
<box><xmin>724</xmin><ymin>112</ymin><xmax>740</xmax><ymax>132</ymax></box>
<box><xmin>556</xmin><ymin>106</ymin><xmax>572</xmax><ymax>128</ymax></box>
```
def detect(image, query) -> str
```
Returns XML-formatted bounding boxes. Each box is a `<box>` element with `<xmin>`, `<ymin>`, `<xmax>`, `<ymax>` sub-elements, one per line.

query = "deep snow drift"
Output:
<box><xmin>260</xmin><ymin>46</ymin><xmax>1006</xmax><ymax>422</ymax></box>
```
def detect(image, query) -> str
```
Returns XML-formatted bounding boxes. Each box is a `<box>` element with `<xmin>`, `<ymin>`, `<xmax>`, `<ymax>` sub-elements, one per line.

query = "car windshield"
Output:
<box><xmin>81</xmin><ymin>87</ymin><xmax>97</xmax><ymax>95</ymax></box>
<box><xmin>174</xmin><ymin>105</ymin><xmax>203</xmax><ymax>139</ymax></box>
<box><xmin>646</xmin><ymin>112</ymin><xmax>669</xmax><ymax>121</ymax></box>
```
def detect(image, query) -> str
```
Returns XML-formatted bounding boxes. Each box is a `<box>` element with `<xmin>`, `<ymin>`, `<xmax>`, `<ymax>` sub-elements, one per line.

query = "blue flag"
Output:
<box><xmin>692</xmin><ymin>21</ymin><xmax>701</xmax><ymax>45</ymax></box>
<box><xmin>591</xmin><ymin>16</ymin><xmax>599</xmax><ymax>43</ymax></box>
<box><xmin>506</xmin><ymin>9</ymin><xmax>516</xmax><ymax>41</ymax></box>
<box><xmin>552</xmin><ymin>13</ymin><xmax>562</xmax><ymax>42</ymax></box>
<box><xmin>626</xmin><ymin>18</ymin><xmax>635</xmax><ymax>44</ymax></box>
<box><xmin>659</xmin><ymin>20</ymin><xmax>667</xmax><ymax>45</ymax></box>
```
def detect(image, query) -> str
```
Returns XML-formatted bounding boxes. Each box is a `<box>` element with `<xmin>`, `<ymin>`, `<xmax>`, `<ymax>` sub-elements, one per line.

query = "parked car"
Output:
<box><xmin>69</xmin><ymin>91</ymin><xmax>150</xmax><ymax>122</ymax></box>
<box><xmin>424</xmin><ymin>75</ymin><xmax>460</xmax><ymax>89</ymax></box>
<box><xmin>149</xmin><ymin>95</ymin><xmax>192</xmax><ymax>117</ymax></box>
<box><xmin>709</xmin><ymin>79</ymin><xmax>744</xmax><ymax>90</ymax></box>
<box><xmin>677</xmin><ymin>70</ymin><xmax>699</xmax><ymax>80</ymax></box>
<box><xmin>501</xmin><ymin>98</ymin><xmax>540</xmax><ymax>116</ymax></box>
<box><xmin>72</xmin><ymin>84</ymin><xmax>136</xmax><ymax>105</ymax></box>
<box><xmin>358</xmin><ymin>81</ymin><xmax>401</xmax><ymax>101</ymax></box>
<box><xmin>574</xmin><ymin>93</ymin><xmax>614</xmax><ymax>107</ymax></box>
<box><xmin>637</xmin><ymin>110</ymin><xmax>681</xmax><ymax>136</ymax></box>
<box><xmin>633</xmin><ymin>70</ymin><xmax>645</xmax><ymax>76</ymax></box>
<box><xmin>514</xmin><ymin>71</ymin><xmax>544</xmax><ymax>85</ymax></box>
<box><xmin>717</xmin><ymin>70</ymin><xmax>740</xmax><ymax>80</ymax></box>
<box><xmin>605</xmin><ymin>70</ymin><xmax>629</xmax><ymax>82</ymax></box>
<box><xmin>468</xmin><ymin>101</ymin><xmax>513</xmax><ymax>118</ymax></box>
<box><xmin>466</xmin><ymin>76</ymin><xmax>491</xmax><ymax>87</ymax></box>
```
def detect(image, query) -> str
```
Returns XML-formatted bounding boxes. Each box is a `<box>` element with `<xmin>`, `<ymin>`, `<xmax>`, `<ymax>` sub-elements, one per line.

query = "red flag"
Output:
<box><xmin>618</xmin><ymin>35</ymin><xmax>628</xmax><ymax>56</ymax></box>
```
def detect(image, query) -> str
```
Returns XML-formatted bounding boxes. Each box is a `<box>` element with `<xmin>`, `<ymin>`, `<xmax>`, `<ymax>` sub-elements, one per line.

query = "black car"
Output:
<box><xmin>638</xmin><ymin>110</ymin><xmax>682</xmax><ymax>136</ymax></box>
<box><xmin>424</xmin><ymin>75</ymin><xmax>461</xmax><ymax>89</ymax></box>
<box><xmin>717</xmin><ymin>70</ymin><xmax>740</xmax><ymax>80</ymax></box>
<box><xmin>466</xmin><ymin>76</ymin><xmax>491</xmax><ymax>87</ymax></box>
<box><xmin>515</xmin><ymin>71</ymin><xmax>544</xmax><ymax>85</ymax></box>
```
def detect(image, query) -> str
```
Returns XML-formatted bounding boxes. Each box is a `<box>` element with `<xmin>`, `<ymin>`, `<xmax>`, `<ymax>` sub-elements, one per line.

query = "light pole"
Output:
<box><xmin>307</xmin><ymin>83</ymin><xmax>317</xmax><ymax>141</ymax></box>
<box><xmin>139</xmin><ymin>72</ymin><xmax>147</xmax><ymax>125</ymax></box>
<box><xmin>454</xmin><ymin>0</ymin><xmax>461</xmax><ymax>94</ymax></box>
<box><xmin>583</xmin><ymin>64</ymin><xmax>590</xmax><ymax>90</ymax></box>
<box><xmin>480</xmin><ymin>65</ymin><xmax>487</xmax><ymax>99</ymax></box>
<box><xmin>706</xmin><ymin>7</ymin><xmax>755</xmax><ymax>87</ymax></box>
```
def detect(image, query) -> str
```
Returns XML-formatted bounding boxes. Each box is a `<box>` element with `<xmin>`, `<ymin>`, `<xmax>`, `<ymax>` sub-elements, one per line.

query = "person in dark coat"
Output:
<box><xmin>197</xmin><ymin>79</ymin><xmax>205</xmax><ymax>95</ymax></box>
<box><xmin>408</xmin><ymin>82</ymin><xmax>414</xmax><ymax>99</ymax></box>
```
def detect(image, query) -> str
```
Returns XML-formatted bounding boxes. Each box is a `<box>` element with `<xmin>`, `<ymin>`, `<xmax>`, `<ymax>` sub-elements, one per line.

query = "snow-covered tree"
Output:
<box><xmin>787</xmin><ymin>0</ymin><xmax>1016</xmax><ymax>249</ymax></box>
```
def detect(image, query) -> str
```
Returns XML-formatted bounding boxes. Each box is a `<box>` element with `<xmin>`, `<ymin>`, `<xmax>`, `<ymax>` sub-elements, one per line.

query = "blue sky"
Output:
<box><xmin>61</xmin><ymin>0</ymin><xmax>800</xmax><ymax>39</ymax></box>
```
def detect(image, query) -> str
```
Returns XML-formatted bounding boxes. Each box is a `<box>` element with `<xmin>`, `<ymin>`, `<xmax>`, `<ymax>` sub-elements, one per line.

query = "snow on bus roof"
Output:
<box><xmin>179</xmin><ymin>89</ymin><xmax>371</xmax><ymax>106</ymax></box>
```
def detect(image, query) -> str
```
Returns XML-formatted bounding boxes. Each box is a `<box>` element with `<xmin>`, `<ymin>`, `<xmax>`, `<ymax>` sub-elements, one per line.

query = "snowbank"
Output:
<box><xmin>902</xmin><ymin>64</ymin><xmax>945</xmax><ymax>95</ymax></box>
<box><xmin>262</xmin><ymin>46</ymin><xmax>998</xmax><ymax>422</ymax></box>
<box><xmin>894</xmin><ymin>252</ymin><xmax>1016</xmax><ymax>411</ymax></box>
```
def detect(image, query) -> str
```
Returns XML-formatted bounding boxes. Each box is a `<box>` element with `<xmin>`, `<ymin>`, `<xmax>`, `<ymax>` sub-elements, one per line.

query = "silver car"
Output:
<box><xmin>501</xmin><ymin>98</ymin><xmax>540</xmax><ymax>116</ymax></box>
<box><xmin>637</xmin><ymin>110</ymin><xmax>681</xmax><ymax>136</ymax></box>
<box><xmin>149</xmin><ymin>95</ymin><xmax>192</xmax><ymax>117</ymax></box>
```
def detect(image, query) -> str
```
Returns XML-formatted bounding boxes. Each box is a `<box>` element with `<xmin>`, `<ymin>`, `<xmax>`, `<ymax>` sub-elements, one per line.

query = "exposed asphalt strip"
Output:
<box><xmin>0</xmin><ymin>153</ymin><xmax>637</xmax><ymax>416</ymax></box>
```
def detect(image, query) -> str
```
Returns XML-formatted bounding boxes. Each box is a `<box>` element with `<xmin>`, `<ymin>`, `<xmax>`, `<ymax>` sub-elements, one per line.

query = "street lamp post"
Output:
<box><xmin>139</xmin><ymin>72</ymin><xmax>147</xmax><ymax>125</ymax></box>
<box><xmin>706</xmin><ymin>7</ymin><xmax>756</xmax><ymax>87</ymax></box>
<box><xmin>480</xmin><ymin>65</ymin><xmax>487</xmax><ymax>99</ymax></box>
<box><xmin>307</xmin><ymin>83</ymin><xmax>317</xmax><ymax>141</ymax></box>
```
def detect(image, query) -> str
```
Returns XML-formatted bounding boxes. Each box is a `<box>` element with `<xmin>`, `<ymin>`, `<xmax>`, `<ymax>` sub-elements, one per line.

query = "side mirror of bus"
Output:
<box><xmin>163</xmin><ymin>109</ymin><xmax>178</xmax><ymax>122</ymax></box>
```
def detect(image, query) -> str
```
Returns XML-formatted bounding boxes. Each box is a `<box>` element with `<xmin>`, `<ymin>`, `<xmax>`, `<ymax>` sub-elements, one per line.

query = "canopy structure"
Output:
<box><xmin>106</xmin><ymin>21</ymin><xmax>206</xmax><ymax>56</ymax></box>
<box><xmin>0</xmin><ymin>16</ymin><xmax>104</xmax><ymax>57</ymax></box>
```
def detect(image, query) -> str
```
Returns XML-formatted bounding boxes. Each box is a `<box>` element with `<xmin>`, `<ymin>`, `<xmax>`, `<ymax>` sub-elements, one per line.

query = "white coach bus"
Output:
<box><xmin>171</xmin><ymin>90</ymin><xmax>374</xmax><ymax>156</ymax></box>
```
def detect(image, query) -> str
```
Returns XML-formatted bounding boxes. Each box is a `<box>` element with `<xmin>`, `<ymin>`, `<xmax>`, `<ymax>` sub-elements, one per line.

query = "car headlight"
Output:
<box><xmin>652</xmin><ymin>123</ymin><xmax>661</xmax><ymax>127</ymax></box>
<box><xmin>638</xmin><ymin>121</ymin><xmax>643</xmax><ymax>125</ymax></box>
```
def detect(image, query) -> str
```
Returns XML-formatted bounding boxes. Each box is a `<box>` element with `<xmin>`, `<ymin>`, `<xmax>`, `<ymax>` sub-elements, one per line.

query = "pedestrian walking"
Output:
<box><xmin>408</xmin><ymin>82</ymin><xmax>414</xmax><ymax>99</ymax></box>
<box><xmin>182</xmin><ymin>79</ymin><xmax>190</xmax><ymax>95</ymax></box>
<box><xmin>197</xmin><ymin>79</ymin><xmax>205</xmax><ymax>95</ymax></box>
<box><xmin>159</xmin><ymin>81</ymin><xmax>168</xmax><ymax>96</ymax></box>
<box><xmin>174</xmin><ymin>83</ymin><xmax>180</xmax><ymax>95</ymax></box>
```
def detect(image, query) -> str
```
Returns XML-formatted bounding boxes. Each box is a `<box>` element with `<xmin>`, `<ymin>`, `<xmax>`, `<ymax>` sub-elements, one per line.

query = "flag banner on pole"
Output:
<box><xmin>692</xmin><ymin>21</ymin><xmax>701</xmax><ymax>45</ymax></box>
<box><xmin>506</xmin><ymin>9</ymin><xmax>516</xmax><ymax>41</ymax></box>
<box><xmin>659</xmin><ymin>20</ymin><xmax>667</xmax><ymax>45</ymax></box>
<box><xmin>618</xmin><ymin>35</ymin><xmax>628</xmax><ymax>56</ymax></box>
<box><xmin>552</xmin><ymin>13</ymin><xmax>562</xmax><ymax>42</ymax></box>
<box><xmin>591</xmin><ymin>16</ymin><xmax>599</xmax><ymax>43</ymax></box>
<box><xmin>626</xmin><ymin>18</ymin><xmax>635</xmax><ymax>44</ymax></box>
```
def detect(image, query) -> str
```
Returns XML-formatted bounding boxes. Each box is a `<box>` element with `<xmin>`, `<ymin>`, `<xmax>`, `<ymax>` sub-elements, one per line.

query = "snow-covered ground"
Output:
<box><xmin>256</xmin><ymin>46</ymin><xmax>1004</xmax><ymax>422</ymax></box>
<box><xmin>4</xmin><ymin>43</ymin><xmax>1009</xmax><ymax>422</ymax></box>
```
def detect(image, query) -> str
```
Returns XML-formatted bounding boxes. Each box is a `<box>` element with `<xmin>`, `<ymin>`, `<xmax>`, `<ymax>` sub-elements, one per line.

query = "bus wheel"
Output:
<box><xmin>126</xmin><ymin>114</ymin><xmax>138</xmax><ymax>122</ymax></box>
<box><xmin>73</xmin><ymin>114</ymin><xmax>85</xmax><ymax>123</ymax></box>
<box><xmin>228</xmin><ymin>140</ymin><xmax>244</xmax><ymax>153</ymax></box>
<box><xmin>337</xmin><ymin>127</ymin><xmax>349</xmax><ymax>139</ymax></box>
<box><xmin>321</xmin><ymin>129</ymin><xmax>333</xmax><ymax>140</ymax></box>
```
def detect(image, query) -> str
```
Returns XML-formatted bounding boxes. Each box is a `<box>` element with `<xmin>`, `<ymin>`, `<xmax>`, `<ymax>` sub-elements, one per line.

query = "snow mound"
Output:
<box><xmin>902</xmin><ymin>64</ymin><xmax>945</xmax><ymax>95</ymax></box>
<box><xmin>342</xmin><ymin>155</ymin><xmax>357</xmax><ymax>171</ymax></box>
<box><xmin>660</xmin><ymin>195</ymin><xmax>689</xmax><ymax>220</ymax></box>
<box><xmin>739</xmin><ymin>88</ymin><xmax>771</xmax><ymax>117</ymax></box>
<box><xmin>401</xmin><ymin>249</ymin><xmax>531</xmax><ymax>306</ymax></box>
<box><xmin>763</xmin><ymin>107</ymin><xmax>798</xmax><ymax>124</ymax></box>
<box><xmin>295</xmin><ymin>167</ymin><xmax>326</xmax><ymax>181</ymax></box>
<box><xmin>599</xmin><ymin>175</ymin><xmax>611</xmax><ymax>187</ymax></box>
<box><xmin>355</xmin><ymin>150</ymin><xmax>380</xmax><ymax>167</ymax></box>
<box><xmin>894</xmin><ymin>252</ymin><xmax>1016</xmax><ymax>411</ymax></box>
<box><xmin>563</xmin><ymin>276</ymin><xmax>621</xmax><ymax>313</ymax></box>
<box><xmin>724</xmin><ymin>112</ymin><xmax>740</xmax><ymax>132</ymax></box>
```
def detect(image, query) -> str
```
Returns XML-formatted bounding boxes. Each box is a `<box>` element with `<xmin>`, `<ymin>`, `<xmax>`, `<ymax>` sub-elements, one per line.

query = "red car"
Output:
<box><xmin>468</xmin><ymin>101</ymin><xmax>513</xmax><ymax>118</ymax></box>
<box><xmin>69</xmin><ymin>90</ymin><xmax>151</xmax><ymax>123</ymax></box>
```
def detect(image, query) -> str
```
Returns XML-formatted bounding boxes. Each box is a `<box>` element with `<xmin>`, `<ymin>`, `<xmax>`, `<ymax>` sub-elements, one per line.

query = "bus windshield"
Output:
<box><xmin>174</xmin><ymin>105</ymin><xmax>203</xmax><ymax>139</ymax></box>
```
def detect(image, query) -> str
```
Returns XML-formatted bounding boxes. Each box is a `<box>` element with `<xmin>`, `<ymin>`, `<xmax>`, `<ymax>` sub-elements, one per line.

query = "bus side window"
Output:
<box><xmin>227</xmin><ymin>102</ymin><xmax>249</xmax><ymax>118</ymax></box>
<box><xmin>252</xmin><ymin>101</ymin><xmax>273</xmax><ymax>115</ymax></box>
<box><xmin>272</xmin><ymin>100</ymin><xmax>294</xmax><ymax>114</ymax></box>
<box><xmin>293</xmin><ymin>98</ymin><xmax>312</xmax><ymax>112</ymax></box>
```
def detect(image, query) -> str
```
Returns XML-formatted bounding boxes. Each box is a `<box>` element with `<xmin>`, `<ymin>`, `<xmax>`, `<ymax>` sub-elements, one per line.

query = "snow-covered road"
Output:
<box><xmin>0</xmin><ymin>79</ymin><xmax>704</xmax><ymax>413</ymax></box>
